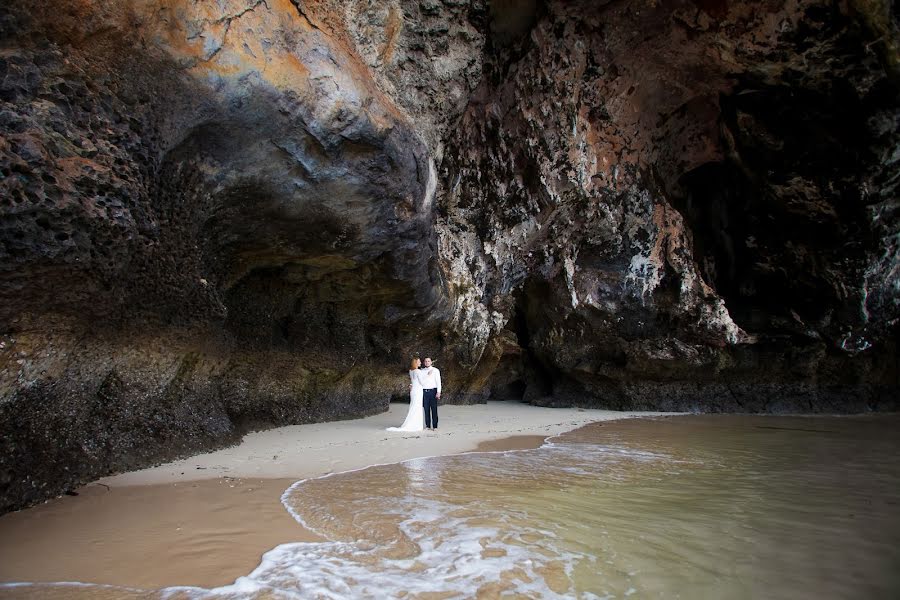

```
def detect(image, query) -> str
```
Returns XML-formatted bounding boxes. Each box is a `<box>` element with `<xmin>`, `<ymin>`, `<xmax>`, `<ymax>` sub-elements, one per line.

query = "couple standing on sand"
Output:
<box><xmin>387</xmin><ymin>357</ymin><xmax>441</xmax><ymax>432</ymax></box>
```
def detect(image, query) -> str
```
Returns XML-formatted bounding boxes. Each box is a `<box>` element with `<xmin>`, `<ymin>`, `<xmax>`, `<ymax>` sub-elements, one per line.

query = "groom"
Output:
<box><xmin>419</xmin><ymin>356</ymin><xmax>441</xmax><ymax>430</ymax></box>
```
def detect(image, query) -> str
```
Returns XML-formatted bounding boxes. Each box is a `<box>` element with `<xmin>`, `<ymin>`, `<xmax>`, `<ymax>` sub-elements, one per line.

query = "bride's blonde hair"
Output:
<box><xmin>410</xmin><ymin>357</ymin><xmax>421</xmax><ymax>370</ymax></box>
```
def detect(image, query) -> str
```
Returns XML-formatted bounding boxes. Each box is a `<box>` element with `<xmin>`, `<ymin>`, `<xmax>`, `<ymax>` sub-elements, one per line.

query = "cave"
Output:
<box><xmin>0</xmin><ymin>0</ymin><xmax>897</xmax><ymax>515</ymax></box>
<box><xmin>489</xmin><ymin>378</ymin><xmax>527</xmax><ymax>400</ymax></box>
<box><xmin>672</xmin><ymin>79</ymin><xmax>884</xmax><ymax>341</ymax></box>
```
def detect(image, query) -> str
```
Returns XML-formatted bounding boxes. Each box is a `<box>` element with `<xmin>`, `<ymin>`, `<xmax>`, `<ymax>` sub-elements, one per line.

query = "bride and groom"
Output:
<box><xmin>387</xmin><ymin>356</ymin><xmax>441</xmax><ymax>432</ymax></box>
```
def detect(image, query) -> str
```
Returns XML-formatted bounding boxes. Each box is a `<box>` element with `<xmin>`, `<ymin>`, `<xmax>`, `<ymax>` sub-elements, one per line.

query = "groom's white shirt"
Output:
<box><xmin>419</xmin><ymin>367</ymin><xmax>441</xmax><ymax>393</ymax></box>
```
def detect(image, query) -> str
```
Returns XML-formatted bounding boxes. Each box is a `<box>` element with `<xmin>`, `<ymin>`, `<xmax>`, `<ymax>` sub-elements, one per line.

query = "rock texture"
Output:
<box><xmin>437</xmin><ymin>0</ymin><xmax>900</xmax><ymax>411</ymax></box>
<box><xmin>1</xmin><ymin>0</ymin><xmax>897</xmax><ymax>511</ymax></box>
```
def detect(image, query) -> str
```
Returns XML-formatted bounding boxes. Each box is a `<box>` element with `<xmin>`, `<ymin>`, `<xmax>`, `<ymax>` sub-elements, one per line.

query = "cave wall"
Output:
<box><xmin>0</xmin><ymin>0</ymin><xmax>468</xmax><ymax>511</ymax></box>
<box><xmin>437</xmin><ymin>0</ymin><xmax>899</xmax><ymax>409</ymax></box>
<box><xmin>0</xmin><ymin>0</ymin><xmax>897</xmax><ymax>511</ymax></box>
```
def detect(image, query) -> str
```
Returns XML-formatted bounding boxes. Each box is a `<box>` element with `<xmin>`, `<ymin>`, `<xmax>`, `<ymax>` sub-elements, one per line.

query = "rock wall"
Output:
<box><xmin>1</xmin><ymin>0</ymin><xmax>897</xmax><ymax>511</ymax></box>
<box><xmin>436</xmin><ymin>0</ymin><xmax>899</xmax><ymax>410</ymax></box>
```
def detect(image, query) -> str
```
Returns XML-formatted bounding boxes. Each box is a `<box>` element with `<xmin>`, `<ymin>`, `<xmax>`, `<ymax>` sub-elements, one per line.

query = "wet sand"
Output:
<box><xmin>469</xmin><ymin>434</ymin><xmax>548</xmax><ymax>453</ymax></box>
<box><xmin>0</xmin><ymin>478</ymin><xmax>319</xmax><ymax>589</ymax></box>
<box><xmin>0</xmin><ymin>402</ymin><xmax>674</xmax><ymax>590</ymax></box>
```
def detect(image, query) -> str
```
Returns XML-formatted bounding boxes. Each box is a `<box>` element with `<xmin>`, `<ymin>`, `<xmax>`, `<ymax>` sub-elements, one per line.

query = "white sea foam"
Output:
<box><xmin>149</xmin><ymin>510</ymin><xmax>587</xmax><ymax>599</ymax></box>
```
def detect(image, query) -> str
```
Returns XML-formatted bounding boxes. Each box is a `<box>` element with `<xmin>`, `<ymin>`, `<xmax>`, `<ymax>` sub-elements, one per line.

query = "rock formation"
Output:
<box><xmin>1</xmin><ymin>0</ymin><xmax>897</xmax><ymax>511</ymax></box>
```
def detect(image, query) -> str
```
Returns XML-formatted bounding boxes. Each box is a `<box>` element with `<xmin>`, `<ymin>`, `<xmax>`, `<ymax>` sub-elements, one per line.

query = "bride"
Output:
<box><xmin>387</xmin><ymin>358</ymin><xmax>425</xmax><ymax>432</ymax></box>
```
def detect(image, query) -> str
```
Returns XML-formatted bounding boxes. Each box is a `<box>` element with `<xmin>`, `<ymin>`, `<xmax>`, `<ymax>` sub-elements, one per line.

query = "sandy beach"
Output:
<box><xmin>0</xmin><ymin>402</ymin><xmax>674</xmax><ymax>591</ymax></box>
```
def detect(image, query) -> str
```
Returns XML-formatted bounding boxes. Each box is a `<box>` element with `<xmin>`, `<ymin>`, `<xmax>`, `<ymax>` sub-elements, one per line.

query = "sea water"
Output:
<box><xmin>2</xmin><ymin>415</ymin><xmax>899</xmax><ymax>599</ymax></box>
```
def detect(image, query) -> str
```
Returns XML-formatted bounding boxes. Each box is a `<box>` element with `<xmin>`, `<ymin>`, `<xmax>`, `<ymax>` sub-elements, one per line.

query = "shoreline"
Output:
<box><xmin>96</xmin><ymin>401</ymin><xmax>677</xmax><ymax>487</ymax></box>
<box><xmin>0</xmin><ymin>402</ymin><xmax>677</xmax><ymax>590</ymax></box>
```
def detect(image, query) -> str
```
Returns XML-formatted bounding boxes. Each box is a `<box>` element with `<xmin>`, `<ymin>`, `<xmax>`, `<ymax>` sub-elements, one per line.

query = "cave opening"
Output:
<box><xmin>509</xmin><ymin>284</ymin><xmax>555</xmax><ymax>402</ymax></box>
<box><xmin>490</xmin><ymin>378</ymin><xmax>528</xmax><ymax>401</ymax></box>
<box><xmin>671</xmin><ymin>81</ymin><xmax>878</xmax><ymax>338</ymax></box>
<box><xmin>675</xmin><ymin>161</ymin><xmax>839</xmax><ymax>334</ymax></box>
<box><xmin>482</xmin><ymin>286</ymin><xmax>557</xmax><ymax>403</ymax></box>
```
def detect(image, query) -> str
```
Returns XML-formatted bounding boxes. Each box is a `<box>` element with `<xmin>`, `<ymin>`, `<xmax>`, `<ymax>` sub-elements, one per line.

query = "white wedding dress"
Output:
<box><xmin>387</xmin><ymin>370</ymin><xmax>425</xmax><ymax>432</ymax></box>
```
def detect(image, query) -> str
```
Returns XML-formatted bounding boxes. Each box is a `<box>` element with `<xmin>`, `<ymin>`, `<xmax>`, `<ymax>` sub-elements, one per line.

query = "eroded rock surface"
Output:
<box><xmin>437</xmin><ymin>0</ymin><xmax>899</xmax><ymax>410</ymax></box>
<box><xmin>1</xmin><ymin>0</ymin><xmax>897</xmax><ymax>511</ymax></box>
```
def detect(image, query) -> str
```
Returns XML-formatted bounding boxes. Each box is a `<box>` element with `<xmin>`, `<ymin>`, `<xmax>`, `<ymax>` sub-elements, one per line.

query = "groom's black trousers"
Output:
<box><xmin>423</xmin><ymin>388</ymin><xmax>438</xmax><ymax>429</ymax></box>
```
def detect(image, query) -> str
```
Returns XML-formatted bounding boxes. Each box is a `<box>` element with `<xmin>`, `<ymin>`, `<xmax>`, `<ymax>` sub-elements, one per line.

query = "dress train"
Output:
<box><xmin>387</xmin><ymin>369</ymin><xmax>425</xmax><ymax>432</ymax></box>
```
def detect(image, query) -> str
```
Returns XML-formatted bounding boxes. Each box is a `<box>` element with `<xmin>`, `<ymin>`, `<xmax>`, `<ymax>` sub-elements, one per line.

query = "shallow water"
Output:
<box><xmin>2</xmin><ymin>415</ymin><xmax>899</xmax><ymax>599</ymax></box>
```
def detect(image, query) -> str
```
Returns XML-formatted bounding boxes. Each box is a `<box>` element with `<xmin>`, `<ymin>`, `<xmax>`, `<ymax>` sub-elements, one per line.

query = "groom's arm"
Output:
<box><xmin>436</xmin><ymin>368</ymin><xmax>442</xmax><ymax>398</ymax></box>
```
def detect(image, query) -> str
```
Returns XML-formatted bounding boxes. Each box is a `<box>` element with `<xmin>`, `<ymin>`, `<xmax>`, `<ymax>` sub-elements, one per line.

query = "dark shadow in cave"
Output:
<box><xmin>670</xmin><ymin>80</ymin><xmax>880</xmax><ymax>336</ymax></box>
<box><xmin>507</xmin><ymin>283</ymin><xmax>556</xmax><ymax>402</ymax></box>
<box><xmin>490</xmin><ymin>378</ymin><xmax>528</xmax><ymax>401</ymax></box>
